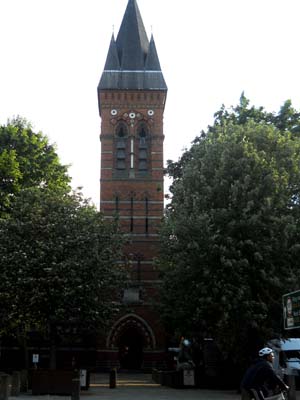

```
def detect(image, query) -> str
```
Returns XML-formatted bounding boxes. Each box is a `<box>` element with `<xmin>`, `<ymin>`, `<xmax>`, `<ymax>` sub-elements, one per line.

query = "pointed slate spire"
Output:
<box><xmin>145</xmin><ymin>35</ymin><xmax>162</xmax><ymax>71</ymax></box>
<box><xmin>98</xmin><ymin>0</ymin><xmax>167</xmax><ymax>91</ymax></box>
<box><xmin>116</xmin><ymin>0</ymin><xmax>149</xmax><ymax>70</ymax></box>
<box><xmin>103</xmin><ymin>34</ymin><xmax>120</xmax><ymax>70</ymax></box>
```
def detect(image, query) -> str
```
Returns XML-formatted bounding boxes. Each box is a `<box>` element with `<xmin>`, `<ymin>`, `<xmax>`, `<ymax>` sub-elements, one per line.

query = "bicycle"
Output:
<box><xmin>249</xmin><ymin>389</ymin><xmax>288</xmax><ymax>400</ymax></box>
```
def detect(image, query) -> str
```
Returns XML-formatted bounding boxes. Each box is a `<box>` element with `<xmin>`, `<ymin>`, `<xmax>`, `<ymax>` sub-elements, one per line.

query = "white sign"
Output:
<box><xmin>32</xmin><ymin>354</ymin><xmax>39</xmax><ymax>363</ymax></box>
<box><xmin>183</xmin><ymin>369</ymin><xmax>195</xmax><ymax>386</ymax></box>
<box><xmin>80</xmin><ymin>369</ymin><xmax>87</xmax><ymax>387</ymax></box>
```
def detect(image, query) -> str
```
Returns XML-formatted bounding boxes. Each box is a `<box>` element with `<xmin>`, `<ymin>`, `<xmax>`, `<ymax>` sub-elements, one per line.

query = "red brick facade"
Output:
<box><xmin>97</xmin><ymin>89</ymin><xmax>167</xmax><ymax>370</ymax></box>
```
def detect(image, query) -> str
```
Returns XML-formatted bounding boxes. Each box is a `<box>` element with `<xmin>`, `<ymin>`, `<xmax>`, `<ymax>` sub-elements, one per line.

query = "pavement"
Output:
<box><xmin>7</xmin><ymin>372</ymin><xmax>300</xmax><ymax>400</ymax></box>
<box><xmin>7</xmin><ymin>372</ymin><xmax>240</xmax><ymax>400</ymax></box>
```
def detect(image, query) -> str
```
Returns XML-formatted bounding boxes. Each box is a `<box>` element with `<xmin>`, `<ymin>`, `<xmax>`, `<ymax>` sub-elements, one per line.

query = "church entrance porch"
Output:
<box><xmin>118</xmin><ymin>327</ymin><xmax>143</xmax><ymax>370</ymax></box>
<box><xmin>104</xmin><ymin>313</ymin><xmax>157</xmax><ymax>371</ymax></box>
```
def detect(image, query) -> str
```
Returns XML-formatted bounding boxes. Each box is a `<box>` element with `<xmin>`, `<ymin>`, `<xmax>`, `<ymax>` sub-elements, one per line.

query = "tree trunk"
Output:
<box><xmin>49</xmin><ymin>323</ymin><xmax>57</xmax><ymax>370</ymax></box>
<box><xmin>24</xmin><ymin>339</ymin><xmax>29</xmax><ymax>370</ymax></box>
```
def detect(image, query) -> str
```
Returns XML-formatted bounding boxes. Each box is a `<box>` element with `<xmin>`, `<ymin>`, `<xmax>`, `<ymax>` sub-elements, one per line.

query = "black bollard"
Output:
<box><xmin>11</xmin><ymin>371</ymin><xmax>20</xmax><ymax>396</ymax></box>
<box><xmin>287</xmin><ymin>375</ymin><xmax>296</xmax><ymax>400</ymax></box>
<box><xmin>71</xmin><ymin>375</ymin><xmax>80</xmax><ymax>400</ymax></box>
<box><xmin>0</xmin><ymin>374</ymin><xmax>10</xmax><ymax>400</ymax></box>
<box><xmin>109</xmin><ymin>369</ymin><xmax>117</xmax><ymax>389</ymax></box>
<box><xmin>20</xmin><ymin>370</ymin><xmax>28</xmax><ymax>393</ymax></box>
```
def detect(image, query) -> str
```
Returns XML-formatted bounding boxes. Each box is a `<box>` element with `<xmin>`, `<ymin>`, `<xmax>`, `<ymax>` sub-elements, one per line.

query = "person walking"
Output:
<box><xmin>240</xmin><ymin>347</ymin><xmax>289</xmax><ymax>399</ymax></box>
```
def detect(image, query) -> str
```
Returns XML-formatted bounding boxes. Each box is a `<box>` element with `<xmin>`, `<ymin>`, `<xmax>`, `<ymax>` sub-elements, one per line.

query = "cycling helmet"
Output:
<box><xmin>259</xmin><ymin>347</ymin><xmax>273</xmax><ymax>357</ymax></box>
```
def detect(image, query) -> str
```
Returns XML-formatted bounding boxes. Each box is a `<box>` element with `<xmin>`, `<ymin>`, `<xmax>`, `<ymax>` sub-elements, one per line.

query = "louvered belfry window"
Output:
<box><xmin>115</xmin><ymin>124</ymin><xmax>128</xmax><ymax>171</ymax></box>
<box><xmin>138</xmin><ymin>125</ymin><xmax>148</xmax><ymax>172</ymax></box>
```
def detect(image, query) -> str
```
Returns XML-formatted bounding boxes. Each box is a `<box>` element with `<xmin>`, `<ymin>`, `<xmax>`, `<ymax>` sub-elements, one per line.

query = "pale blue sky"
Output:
<box><xmin>1</xmin><ymin>0</ymin><xmax>299</xmax><ymax>207</ymax></box>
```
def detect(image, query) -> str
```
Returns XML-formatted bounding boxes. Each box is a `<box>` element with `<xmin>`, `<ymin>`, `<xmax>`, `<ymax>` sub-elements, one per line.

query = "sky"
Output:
<box><xmin>1</xmin><ymin>0</ymin><xmax>300</xmax><ymax>208</ymax></box>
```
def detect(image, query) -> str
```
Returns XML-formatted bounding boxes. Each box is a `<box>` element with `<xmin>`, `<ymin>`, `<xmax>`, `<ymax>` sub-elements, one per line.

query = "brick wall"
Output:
<box><xmin>98</xmin><ymin>88</ymin><xmax>168</xmax><ymax>368</ymax></box>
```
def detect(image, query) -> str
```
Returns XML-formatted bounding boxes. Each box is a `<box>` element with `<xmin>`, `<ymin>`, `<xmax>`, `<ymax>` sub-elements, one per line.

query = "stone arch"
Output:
<box><xmin>106</xmin><ymin>313</ymin><xmax>156</xmax><ymax>350</ymax></box>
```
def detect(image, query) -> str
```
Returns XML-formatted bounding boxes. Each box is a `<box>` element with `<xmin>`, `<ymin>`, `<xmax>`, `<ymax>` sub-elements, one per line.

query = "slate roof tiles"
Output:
<box><xmin>98</xmin><ymin>0</ymin><xmax>167</xmax><ymax>91</ymax></box>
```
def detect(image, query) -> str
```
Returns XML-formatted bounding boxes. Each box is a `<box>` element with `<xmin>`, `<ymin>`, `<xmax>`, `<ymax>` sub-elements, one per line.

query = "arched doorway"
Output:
<box><xmin>118</xmin><ymin>327</ymin><xmax>143</xmax><ymax>370</ymax></box>
<box><xmin>106</xmin><ymin>313</ymin><xmax>156</xmax><ymax>370</ymax></box>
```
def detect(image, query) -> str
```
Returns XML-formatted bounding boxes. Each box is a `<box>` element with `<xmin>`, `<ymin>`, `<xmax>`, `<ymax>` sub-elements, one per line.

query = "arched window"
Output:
<box><xmin>115</xmin><ymin>123</ymin><xmax>128</xmax><ymax>171</ymax></box>
<box><xmin>137</xmin><ymin>124</ymin><xmax>149</xmax><ymax>173</ymax></box>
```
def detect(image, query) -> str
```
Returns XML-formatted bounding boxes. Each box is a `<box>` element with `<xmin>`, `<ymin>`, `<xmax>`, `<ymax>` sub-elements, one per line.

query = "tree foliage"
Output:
<box><xmin>0</xmin><ymin>188</ymin><xmax>126</xmax><ymax>342</ymax></box>
<box><xmin>159</xmin><ymin>95</ymin><xmax>300</xmax><ymax>364</ymax></box>
<box><xmin>0</xmin><ymin>117</ymin><xmax>127</xmax><ymax>368</ymax></box>
<box><xmin>0</xmin><ymin>117</ymin><xmax>70</xmax><ymax>215</ymax></box>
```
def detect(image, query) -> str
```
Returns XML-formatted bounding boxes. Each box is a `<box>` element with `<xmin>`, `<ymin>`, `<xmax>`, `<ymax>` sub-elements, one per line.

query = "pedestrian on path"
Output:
<box><xmin>240</xmin><ymin>347</ymin><xmax>289</xmax><ymax>399</ymax></box>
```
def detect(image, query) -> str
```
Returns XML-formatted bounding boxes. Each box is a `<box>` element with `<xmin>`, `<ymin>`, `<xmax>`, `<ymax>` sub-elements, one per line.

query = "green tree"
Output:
<box><xmin>0</xmin><ymin>117</ymin><xmax>70</xmax><ymax>215</ymax></box>
<box><xmin>159</xmin><ymin>96</ymin><xmax>300</xmax><ymax>367</ymax></box>
<box><xmin>0</xmin><ymin>187</ymin><xmax>126</xmax><ymax>368</ymax></box>
<box><xmin>0</xmin><ymin>149</ymin><xmax>21</xmax><ymax>212</ymax></box>
<box><xmin>212</xmin><ymin>93</ymin><xmax>300</xmax><ymax>134</ymax></box>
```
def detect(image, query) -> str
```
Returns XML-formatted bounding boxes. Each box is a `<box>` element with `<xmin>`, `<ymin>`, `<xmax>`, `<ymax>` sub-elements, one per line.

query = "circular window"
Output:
<box><xmin>111</xmin><ymin>109</ymin><xmax>118</xmax><ymax>116</ymax></box>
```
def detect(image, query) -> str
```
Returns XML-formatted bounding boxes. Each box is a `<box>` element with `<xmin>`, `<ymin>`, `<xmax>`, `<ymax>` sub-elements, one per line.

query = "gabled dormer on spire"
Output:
<box><xmin>98</xmin><ymin>0</ymin><xmax>167</xmax><ymax>101</ymax></box>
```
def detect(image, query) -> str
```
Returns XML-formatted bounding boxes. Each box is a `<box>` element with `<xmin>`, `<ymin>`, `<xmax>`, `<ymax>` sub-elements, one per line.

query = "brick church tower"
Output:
<box><xmin>97</xmin><ymin>0</ymin><xmax>168</xmax><ymax>370</ymax></box>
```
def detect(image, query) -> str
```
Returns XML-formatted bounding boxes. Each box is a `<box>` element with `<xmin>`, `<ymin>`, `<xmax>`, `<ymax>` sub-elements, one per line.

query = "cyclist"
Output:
<box><xmin>240</xmin><ymin>347</ymin><xmax>289</xmax><ymax>399</ymax></box>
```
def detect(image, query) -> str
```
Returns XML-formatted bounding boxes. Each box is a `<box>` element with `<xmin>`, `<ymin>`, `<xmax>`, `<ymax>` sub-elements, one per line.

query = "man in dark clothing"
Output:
<box><xmin>240</xmin><ymin>347</ymin><xmax>289</xmax><ymax>399</ymax></box>
<box><xmin>177</xmin><ymin>339</ymin><xmax>195</xmax><ymax>370</ymax></box>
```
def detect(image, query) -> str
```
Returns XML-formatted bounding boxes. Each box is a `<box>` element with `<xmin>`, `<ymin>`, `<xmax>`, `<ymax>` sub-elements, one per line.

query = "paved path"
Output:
<box><xmin>87</xmin><ymin>373</ymin><xmax>241</xmax><ymax>399</ymax></box>
<box><xmin>7</xmin><ymin>373</ymin><xmax>239</xmax><ymax>400</ymax></box>
<box><xmin>8</xmin><ymin>372</ymin><xmax>300</xmax><ymax>400</ymax></box>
